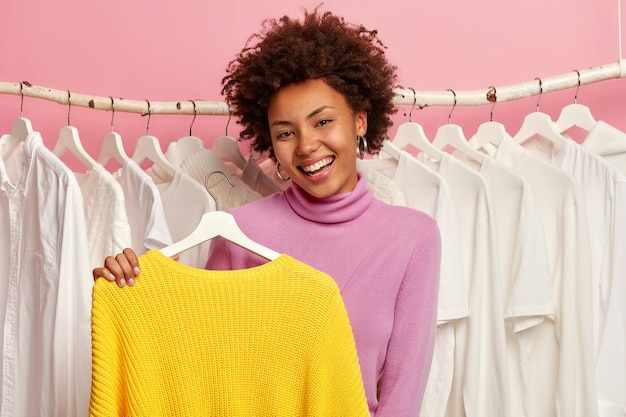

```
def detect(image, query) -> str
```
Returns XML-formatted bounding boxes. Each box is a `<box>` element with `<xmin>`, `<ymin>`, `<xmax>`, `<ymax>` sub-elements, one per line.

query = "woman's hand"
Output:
<box><xmin>92</xmin><ymin>248</ymin><xmax>140</xmax><ymax>288</ymax></box>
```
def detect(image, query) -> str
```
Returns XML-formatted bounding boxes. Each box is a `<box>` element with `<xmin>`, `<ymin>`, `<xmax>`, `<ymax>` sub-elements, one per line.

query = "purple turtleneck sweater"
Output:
<box><xmin>206</xmin><ymin>173</ymin><xmax>441</xmax><ymax>417</ymax></box>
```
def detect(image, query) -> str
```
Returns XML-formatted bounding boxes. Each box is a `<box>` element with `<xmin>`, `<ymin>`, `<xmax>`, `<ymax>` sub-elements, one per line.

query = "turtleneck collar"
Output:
<box><xmin>283</xmin><ymin>171</ymin><xmax>374</xmax><ymax>224</ymax></box>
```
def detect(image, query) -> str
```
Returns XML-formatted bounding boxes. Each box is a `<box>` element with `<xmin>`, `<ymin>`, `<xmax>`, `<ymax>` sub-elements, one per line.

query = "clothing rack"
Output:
<box><xmin>1</xmin><ymin>60</ymin><xmax>625</xmax><ymax>115</ymax></box>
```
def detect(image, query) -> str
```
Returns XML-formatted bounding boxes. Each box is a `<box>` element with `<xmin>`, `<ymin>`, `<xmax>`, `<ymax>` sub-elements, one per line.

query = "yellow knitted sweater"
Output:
<box><xmin>90</xmin><ymin>250</ymin><xmax>369</xmax><ymax>416</ymax></box>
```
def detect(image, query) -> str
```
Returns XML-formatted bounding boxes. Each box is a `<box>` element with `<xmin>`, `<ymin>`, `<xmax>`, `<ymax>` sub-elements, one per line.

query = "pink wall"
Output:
<box><xmin>1</xmin><ymin>0</ymin><xmax>624</xmax><ymax>166</ymax></box>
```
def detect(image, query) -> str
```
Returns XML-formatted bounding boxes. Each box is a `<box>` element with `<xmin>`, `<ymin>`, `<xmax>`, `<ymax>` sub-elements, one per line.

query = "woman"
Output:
<box><xmin>94</xmin><ymin>8</ymin><xmax>441</xmax><ymax>416</ymax></box>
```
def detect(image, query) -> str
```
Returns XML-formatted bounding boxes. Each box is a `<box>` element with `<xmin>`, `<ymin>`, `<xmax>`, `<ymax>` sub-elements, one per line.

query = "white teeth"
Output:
<box><xmin>302</xmin><ymin>157</ymin><xmax>333</xmax><ymax>173</ymax></box>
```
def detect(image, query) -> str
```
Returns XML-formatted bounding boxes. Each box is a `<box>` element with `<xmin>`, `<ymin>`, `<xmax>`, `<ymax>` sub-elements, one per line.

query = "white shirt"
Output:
<box><xmin>73</xmin><ymin>163</ymin><xmax>132</xmax><ymax>270</ymax></box>
<box><xmin>145</xmin><ymin>165</ymin><xmax>217</xmax><ymax>269</ymax></box>
<box><xmin>581</xmin><ymin>122</ymin><xmax>626</xmax><ymax>416</ymax></box>
<box><xmin>419</xmin><ymin>152</ymin><xmax>509</xmax><ymax>417</ymax></box>
<box><xmin>583</xmin><ymin>120</ymin><xmax>626</xmax><ymax>174</ymax></box>
<box><xmin>0</xmin><ymin>131</ymin><xmax>92</xmax><ymax>417</ymax></box>
<box><xmin>113</xmin><ymin>157</ymin><xmax>172</xmax><ymax>254</ymax></box>
<box><xmin>479</xmin><ymin>134</ymin><xmax>596</xmax><ymax>417</ymax></box>
<box><xmin>455</xmin><ymin>152</ymin><xmax>554</xmax><ymax>417</ymax></box>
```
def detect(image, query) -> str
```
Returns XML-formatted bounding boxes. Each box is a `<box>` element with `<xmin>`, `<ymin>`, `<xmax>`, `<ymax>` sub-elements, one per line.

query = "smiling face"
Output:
<box><xmin>268</xmin><ymin>78</ymin><xmax>367</xmax><ymax>199</ymax></box>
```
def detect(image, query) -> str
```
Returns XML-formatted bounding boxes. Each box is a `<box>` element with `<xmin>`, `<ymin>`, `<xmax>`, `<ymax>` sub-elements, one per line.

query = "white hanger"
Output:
<box><xmin>175</xmin><ymin>100</ymin><xmax>206</xmax><ymax>153</ymax></box>
<box><xmin>432</xmin><ymin>90</ymin><xmax>485</xmax><ymax>163</ymax></box>
<box><xmin>471</xmin><ymin>86</ymin><xmax>508</xmax><ymax>147</ymax></box>
<box><xmin>97</xmin><ymin>98</ymin><xmax>129</xmax><ymax>166</ymax></box>
<box><xmin>556</xmin><ymin>103</ymin><xmax>597</xmax><ymax>133</ymax></box>
<box><xmin>555</xmin><ymin>71</ymin><xmax>596</xmax><ymax>133</ymax></box>
<box><xmin>160</xmin><ymin>210</ymin><xmax>280</xmax><ymax>260</ymax></box>
<box><xmin>2</xmin><ymin>83</ymin><xmax>34</xmax><ymax>159</ymax></box>
<box><xmin>212</xmin><ymin>135</ymin><xmax>247</xmax><ymax>169</ymax></box>
<box><xmin>389</xmin><ymin>87</ymin><xmax>443</xmax><ymax>161</ymax></box>
<box><xmin>52</xmin><ymin>91</ymin><xmax>97</xmax><ymax>169</ymax></box>
<box><xmin>381</xmin><ymin>137</ymin><xmax>402</xmax><ymax>159</ymax></box>
<box><xmin>211</xmin><ymin>109</ymin><xmax>248</xmax><ymax>169</ymax></box>
<box><xmin>131</xmin><ymin>100</ymin><xmax>177</xmax><ymax>176</ymax></box>
<box><xmin>53</xmin><ymin>125</ymin><xmax>98</xmax><ymax>169</ymax></box>
<box><xmin>512</xmin><ymin>78</ymin><xmax>565</xmax><ymax>146</ymax></box>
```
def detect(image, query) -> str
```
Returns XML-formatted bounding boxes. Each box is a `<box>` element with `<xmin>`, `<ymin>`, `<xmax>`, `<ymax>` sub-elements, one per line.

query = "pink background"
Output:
<box><xmin>1</xmin><ymin>0</ymin><xmax>625</xmax><ymax>168</ymax></box>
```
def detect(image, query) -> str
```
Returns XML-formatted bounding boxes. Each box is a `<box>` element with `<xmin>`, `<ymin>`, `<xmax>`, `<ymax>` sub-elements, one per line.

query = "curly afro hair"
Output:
<box><xmin>221</xmin><ymin>7</ymin><xmax>398</xmax><ymax>160</ymax></box>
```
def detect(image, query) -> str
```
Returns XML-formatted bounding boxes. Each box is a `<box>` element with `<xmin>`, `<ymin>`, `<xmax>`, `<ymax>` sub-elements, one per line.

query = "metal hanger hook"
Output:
<box><xmin>225</xmin><ymin>105</ymin><xmax>233</xmax><ymax>136</ymax></box>
<box><xmin>145</xmin><ymin>100</ymin><xmax>152</xmax><ymax>135</ymax></box>
<box><xmin>20</xmin><ymin>81</ymin><xmax>26</xmax><ymax>117</ymax></box>
<box><xmin>446</xmin><ymin>89</ymin><xmax>457</xmax><ymax>124</ymax></box>
<box><xmin>487</xmin><ymin>85</ymin><xmax>497</xmax><ymax>121</ymax></box>
<box><xmin>109</xmin><ymin>96</ymin><xmax>115</xmax><ymax>132</ymax></box>
<box><xmin>204</xmin><ymin>170</ymin><xmax>235</xmax><ymax>211</ymax></box>
<box><xmin>408</xmin><ymin>87</ymin><xmax>417</xmax><ymax>122</ymax></box>
<box><xmin>535</xmin><ymin>77</ymin><xmax>543</xmax><ymax>112</ymax></box>
<box><xmin>189</xmin><ymin>100</ymin><xmax>197</xmax><ymax>136</ymax></box>
<box><xmin>67</xmin><ymin>90</ymin><xmax>72</xmax><ymax>126</ymax></box>
<box><xmin>574</xmin><ymin>69</ymin><xmax>581</xmax><ymax>104</ymax></box>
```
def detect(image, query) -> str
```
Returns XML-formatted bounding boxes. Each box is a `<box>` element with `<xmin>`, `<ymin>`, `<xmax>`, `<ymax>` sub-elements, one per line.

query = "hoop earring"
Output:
<box><xmin>357</xmin><ymin>136</ymin><xmax>368</xmax><ymax>160</ymax></box>
<box><xmin>275</xmin><ymin>161</ymin><xmax>291</xmax><ymax>181</ymax></box>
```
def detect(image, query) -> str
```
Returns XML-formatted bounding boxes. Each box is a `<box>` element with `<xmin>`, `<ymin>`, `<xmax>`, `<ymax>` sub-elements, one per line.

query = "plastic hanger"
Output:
<box><xmin>512</xmin><ymin>78</ymin><xmax>565</xmax><ymax>146</ymax></box>
<box><xmin>432</xmin><ymin>89</ymin><xmax>485</xmax><ymax>163</ymax></box>
<box><xmin>555</xmin><ymin>70</ymin><xmax>596</xmax><ymax>133</ymax></box>
<box><xmin>97</xmin><ymin>97</ymin><xmax>129</xmax><ymax>166</ymax></box>
<box><xmin>175</xmin><ymin>100</ymin><xmax>206</xmax><ymax>153</ymax></box>
<box><xmin>52</xmin><ymin>91</ymin><xmax>97</xmax><ymax>169</ymax></box>
<box><xmin>160</xmin><ymin>209</ymin><xmax>280</xmax><ymax>260</ymax></box>
<box><xmin>212</xmin><ymin>110</ymin><xmax>247</xmax><ymax>169</ymax></box>
<box><xmin>131</xmin><ymin>100</ymin><xmax>177</xmax><ymax>176</ymax></box>
<box><xmin>2</xmin><ymin>82</ymin><xmax>34</xmax><ymax>159</ymax></box>
<box><xmin>389</xmin><ymin>87</ymin><xmax>443</xmax><ymax>161</ymax></box>
<box><xmin>471</xmin><ymin>86</ymin><xmax>508</xmax><ymax>148</ymax></box>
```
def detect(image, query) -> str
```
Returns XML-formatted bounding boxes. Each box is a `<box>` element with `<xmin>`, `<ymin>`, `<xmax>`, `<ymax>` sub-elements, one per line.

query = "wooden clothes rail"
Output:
<box><xmin>1</xmin><ymin>60</ymin><xmax>625</xmax><ymax>116</ymax></box>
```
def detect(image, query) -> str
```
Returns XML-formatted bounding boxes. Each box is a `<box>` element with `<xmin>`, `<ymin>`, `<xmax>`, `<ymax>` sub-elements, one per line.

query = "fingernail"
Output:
<box><xmin>133</xmin><ymin>267</ymin><xmax>140</xmax><ymax>275</ymax></box>
<box><xmin>119</xmin><ymin>278</ymin><xmax>126</xmax><ymax>287</ymax></box>
<box><xmin>128</xmin><ymin>277</ymin><xmax>135</xmax><ymax>286</ymax></box>
<box><xmin>107</xmin><ymin>273</ymin><xmax>116</xmax><ymax>281</ymax></box>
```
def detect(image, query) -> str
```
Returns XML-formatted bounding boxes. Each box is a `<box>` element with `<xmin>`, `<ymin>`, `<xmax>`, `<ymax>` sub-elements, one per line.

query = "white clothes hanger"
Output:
<box><xmin>471</xmin><ymin>86</ymin><xmax>508</xmax><ymax>148</ymax></box>
<box><xmin>175</xmin><ymin>101</ymin><xmax>206</xmax><ymax>153</ymax></box>
<box><xmin>52</xmin><ymin>91</ymin><xmax>97</xmax><ymax>169</ymax></box>
<box><xmin>432</xmin><ymin>89</ymin><xmax>485</xmax><ymax>163</ymax></box>
<box><xmin>160</xmin><ymin>210</ymin><xmax>280</xmax><ymax>260</ymax></box>
<box><xmin>555</xmin><ymin>71</ymin><xmax>596</xmax><ymax>133</ymax></box>
<box><xmin>2</xmin><ymin>82</ymin><xmax>34</xmax><ymax>159</ymax></box>
<box><xmin>97</xmin><ymin>98</ymin><xmax>129</xmax><ymax>166</ymax></box>
<box><xmin>389</xmin><ymin>87</ymin><xmax>443</xmax><ymax>161</ymax></box>
<box><xmin>212</xmin><ymin>110</ymin><xmax>247</xmax><ymax>169</ymax></box>
<box><xmin>512</xmin><ymin>79</ymin><xmax>565</xmax><ymax>146</ymax></box>
<box><xmin>131</xmin><ymin>100</ymin><xmax>177</xmax><ymax>176</ymax></box>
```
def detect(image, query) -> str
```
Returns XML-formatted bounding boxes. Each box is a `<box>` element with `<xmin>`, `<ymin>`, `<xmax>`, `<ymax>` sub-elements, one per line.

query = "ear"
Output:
<box><xmin>355</xmin><ymin>111</ymin><xmax>368</xmax><ymax>137</ymax></box>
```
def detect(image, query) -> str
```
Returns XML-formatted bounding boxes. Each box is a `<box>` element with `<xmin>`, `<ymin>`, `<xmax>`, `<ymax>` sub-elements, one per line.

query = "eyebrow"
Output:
<box><xmin>270</xmin><ymin>105</ymin><xmax>335</xmax><ymax>127</ymax></box>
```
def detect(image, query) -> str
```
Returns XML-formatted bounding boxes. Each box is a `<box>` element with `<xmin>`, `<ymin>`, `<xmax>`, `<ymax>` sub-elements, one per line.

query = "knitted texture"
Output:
<box><xmin>90</xmin><ymin>250</ymin><xmax>369</xmax><ymax>417</ymax></box>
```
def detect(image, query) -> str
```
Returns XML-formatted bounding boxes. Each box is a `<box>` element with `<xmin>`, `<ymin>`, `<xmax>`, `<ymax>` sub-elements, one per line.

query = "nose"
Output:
<box><xmin>295</xmin><ymin>129</ymin><xmax>319</xmax><ymax>156</ymax></box>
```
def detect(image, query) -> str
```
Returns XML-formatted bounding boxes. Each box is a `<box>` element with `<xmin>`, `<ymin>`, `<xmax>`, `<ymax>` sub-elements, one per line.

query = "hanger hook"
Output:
<box><xmin>145</xmin><ymin>100</ymin><xmax>151</xmax><ymax>135</ymax></box>
<box><xmin>574</xmin><ymin>69</ymin><xmax>581</xmax><ymax>104</ymax></box>
<box><xmin>189</xmin><ymin>100</ymin><xmax>197</xmax><ymax>136</ymax></box>
<box><xmin>109</xmin><ymin>96</ymin><xmax>115</xmax><ymax>132</ymax></box>
<box><xmin>535</xmin><ymin>77</ymin><xmax>543</xmax><ymax>112</ymax></box>
<box><xmin>204</xmin><ymin>170</ymin><xmax>235</xmax><ymax>211</ymax></box>
<box><xmin>66</xmin><ymin>90</ymin><xmax>72</xmax><ymax>126</ymax></box>
<box><xmin>20</xmin><ymin>81</ymin><xmax>26</xmax><ymax>117</ymax></box>
<box><xmin>446</xmin><ymin>89</ymin><xmax>457</xmax><ymax>124</ymax></box>
<box><xmin>487</xmin><ymin>85</ymin><xmax>497</xmax><ymax>122</ymax></box>
<box><xmin>408</xmin><ymin>87</ymin><xmax>417</xmax><ymax>122</ymax></box>
<box><xmin>225</xmin><ymin>105</ymin><xmax>233</xmax><ymax>137</ymax></box>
